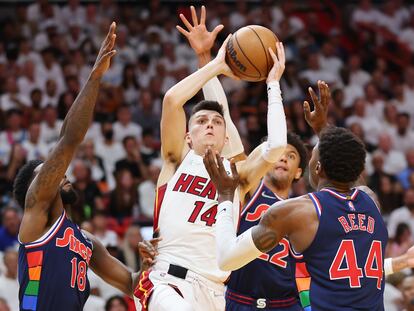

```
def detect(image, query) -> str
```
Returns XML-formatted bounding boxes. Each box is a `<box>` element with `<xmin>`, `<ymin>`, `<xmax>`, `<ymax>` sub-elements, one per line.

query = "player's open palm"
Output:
<box><xmin>303</xmin><ymin>80</ymin><xmax>330</xmax><ymax>134</ymax></box>
<box><xmin>91</xmin><ymin>22</ymin><xmax>117</xmax><ymax>80</ymax></box>
<box><xmin>203</xmin><ymin>148</ymin><xmax>239</xmax><ymax>197</ymax></box>
<box><xmin>267</xmin><ymin>42</ymin><xmax>286</xmax><ymax>83</ymax></box>
<box><xmin>177</xmin><ymin>6</ymin><xmax>224</xmax><ymax>55</ymax></box>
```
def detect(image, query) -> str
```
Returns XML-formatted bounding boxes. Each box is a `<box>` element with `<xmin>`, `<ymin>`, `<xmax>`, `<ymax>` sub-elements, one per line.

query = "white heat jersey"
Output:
<box><xmin>154</xmin><ymin>150</ymin><xmax>240</xmax><ymax>283</ymax></box>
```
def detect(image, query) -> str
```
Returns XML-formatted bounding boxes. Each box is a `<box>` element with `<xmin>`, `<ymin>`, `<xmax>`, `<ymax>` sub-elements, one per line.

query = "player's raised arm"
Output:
<box><xmin>236</xmin><ymin>43</ymin><xmax>287</xmax><ymax>200</ymax></box>
<box><xmin>19</xmin><ymin>23</ymin><xmax>117</xmax><ymax>242</ymax></box>
<box><xmin>160</xmin><ymin>34</ymin><xmax>237</xmax><ymax>165</ymax></box>
<box><xmin>177</xmin><ymin>6</ymin><xmax>245</xmax><ymax>160</ymax></box>
<box><xmin>86</xmin><ymin>231</ymin><xmax>161</xmax><ymax>297</ymax></box>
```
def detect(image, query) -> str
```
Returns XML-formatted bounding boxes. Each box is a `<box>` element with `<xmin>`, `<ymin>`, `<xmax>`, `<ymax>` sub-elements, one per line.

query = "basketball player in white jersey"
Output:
<box><xmin>133</xmin><ymin>15</ymin><xmax>288</xmax><ymax>311</ymax></box>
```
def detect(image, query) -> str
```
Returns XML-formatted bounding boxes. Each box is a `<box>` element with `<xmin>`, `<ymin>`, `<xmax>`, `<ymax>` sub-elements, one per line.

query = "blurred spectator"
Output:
<box><xmin>0</xmin><ymin>207</ymin><xmax>21</xmax><ymax>251</ymax></box>
<box><xmin>140</xmin><ymin>128</ymin><xmax>160</xmax><ymax>166</ymax></box>
<box><xmin>132</xmin><ymin>90</ymin><xmax>160</xmax><ymax>135</ymax></box>
<box><xmin>388</xmin><ymin>188</ymin><xmax>414</xmax><ymax>239</ymax></box>
<box><xmin>398</xmin><ymin>149</ymin><xmax>414</xmax><ymax>190</ymax></box>
<box><xmin>401</xmin><ymin>275</ymin><xmax>414</xmax><ymax>311</ymax></box>
<box><xmin>0</xmin><ymin>77</ymin><xmax>30</xmax><ymax>112</ymax></box>
<box><xmin>109</xmin><ymin>169</ymin><xmax>138</xmax><ymax>221</ymax></box>
<box><xmin>280</xmin><ymin>61</ymin><xmax>302</xmax><ymax>104</ymax></box>
<box><xmin>375</xmin><ymin>133</ymin><xmax>406</xmax><ymax>176</ymax></box>
<box><xmin>70</xmin><ymin>159</ymin><xmax>104</xmax><ymax>223</ymax></box>
<box><xmin>0</xmin><ymin>110</ymin><xmax>27</xmax><ymax>165</ymax></box>
<box><xmin>138</xmin><ymin>162</ymin><xmax>160</xmax><ymax>220</ymax></box>
<box><xmin>118</xmin><ymin>224</ymin><xmax>142</xmax><ymax>271</ymax></box>
<box><xmin>120</xmin><ymin>64</ymin><xmax>140</xmax><ymax>105</ymax></box>
<box><xmin>105</xmin><ymin>295</ymin><xmax>128</xmax><ymax>311</ymax></box>
<box><xmin>39</xmin><ymin>105</ymin><xmax>62</xmax><ymax>145</ymax></box>
<box><xmin>115</xmin><ymin>136</ymin><xmax>147</xmax><ymax>185</ymax></box>
<box><xmin>95</xmin><ymin>121</ymin><xmax>125</xmax><ymax>190</ymax></box>
<box><xmin>77</xmin><ymin>140</ymin><xmax>106</xmax><ymax>183</ymax></box>
<box><xmin>113</xmin><ymin>105</ymin><xmax>142</xmax><ymax>142</ymax></box>
<box><xmin>351</xmin><ymin>0</ymin><xmax>380</xmax><ymax>29</ymax></box>
<box><xmin>22</xmin><ymin>122</ymin><xmax>49</xmax><ymax>161</ymax></box>
<box><xmin>35</xmin><ymin>48</ymin><xmax>65</xmax><ymax>95</ymax></box>
<box><xmin>386</xmin><ymin>223</ymin><xmax>413</xmax><ymax>258</ymax></box>
<box><xmin>299</xmin><ymin>52</ymin><xmax>337</xmax><ymax>87</ymax></box>
<box><xmin>0</xmin><ymin>249</ymin><xmax>18</xmax><ymax>311</ymax></box>
<box><xmin>40</xmin><ymin>79</ymin><xmax>59</xmax><ymax>108</ymax></box>
<box><xmin>17</xmin><ymin>61</ymin><xmax>41</xmax><ymax>99</ymax></box>
<box><xmin>91</xmin><ymin>211</ymin><xmax>118</xmax><ymax>248</ymax></box>
<box><xmin>390</xmin><ymin>113</ymin><xmax>414</xmax><ymax>153</ymax></box>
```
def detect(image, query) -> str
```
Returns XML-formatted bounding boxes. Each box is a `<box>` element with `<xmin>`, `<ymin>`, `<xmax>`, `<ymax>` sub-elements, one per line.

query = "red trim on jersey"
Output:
<box><xmin>308</xmin><ymin>193</ymin><xmax>322</xmax><ymax>217</ymax></box>
<box><xmin>321</xmin><ymin>188</ymin><xmax>359</xmax><ymax>201</ymax></box>
<box><xmin>24</xmin><ymin>210</ymin><xmax>66</xmax><ymax>249</ymax></box>
<box><xmin>226</xmin><ymin>289</ymin><xmax>297</xmax><ymax>307</ymax></box>
<box><xmin>153</xmin><ymin>184</ymin><xmax>167</xmax><ymax>231</ymax></box>
<box><xmin>134</xmin><ymin>270</ymin><xmax>154</xmax><ymax>311</ymax></box>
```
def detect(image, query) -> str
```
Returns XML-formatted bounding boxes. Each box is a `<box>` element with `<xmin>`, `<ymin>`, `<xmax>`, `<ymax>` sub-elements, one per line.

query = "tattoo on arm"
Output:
<box><xmin>252</xmin><ymin>210</ymin><xmax>280</xmax><ymax>252</ymax></box>
<box><xmin>27</xmin><ymin>78</ymin><xmax>101</xmax><ymax>209</ymax></box>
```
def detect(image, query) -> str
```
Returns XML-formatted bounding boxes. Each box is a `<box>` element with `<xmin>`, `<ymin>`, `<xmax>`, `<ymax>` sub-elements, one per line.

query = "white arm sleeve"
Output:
<box><xmin>215</xmin><ymin>200</ymin><xmax>262</xmax><ymax>271</ymax></box>
<box><xmin>203</xmin><ymin>77</ymin><xmax>244</xmax><ymax>158</ymax></box>
<box><xmin>261</xmin><ymin>81</ymin><xmax>287</xmax><ymax>163</ymax></box>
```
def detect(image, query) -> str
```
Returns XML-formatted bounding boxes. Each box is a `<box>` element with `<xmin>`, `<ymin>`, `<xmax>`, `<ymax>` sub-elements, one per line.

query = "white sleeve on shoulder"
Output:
<box><xmin>215</xmin><ymin>200</ymin><xmax>262</xmax><ymax>271</ymax></box>
<box><xmin>261</xmin><ymin>81</ymin><xmax>287</xmax><ymax>163</ymax></box>
<box><xmin>202</xmin><ymin>77</ymin><xmax>244</xmax><ymax>158</ymax></box>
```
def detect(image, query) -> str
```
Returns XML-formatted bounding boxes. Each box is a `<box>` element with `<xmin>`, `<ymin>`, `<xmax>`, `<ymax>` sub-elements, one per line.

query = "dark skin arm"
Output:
<box><xmin>19</xmin><ymin>23</ymin><xmax>117</xmax><ymax>243</ymax></box>
<box><xmin>86</xmin><ymin>230</ymin><xmax>161</xmax><ymax>297</ymax></box>
<box><xmin>204</xmin><ymin>149</ymin><xmax>318</xmax><ymax>255</ymax></box>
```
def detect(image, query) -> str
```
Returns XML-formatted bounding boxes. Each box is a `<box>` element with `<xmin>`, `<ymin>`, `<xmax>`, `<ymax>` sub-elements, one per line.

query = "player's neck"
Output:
<box><xmin>264</xmin><ymin>176</ymin><xmax>289</xmax><ymax>199</ymax></box>
<box><xmin>318</xmin><ymin>179</ymin><xmax>352</xmax><ymax>194</ymax></box>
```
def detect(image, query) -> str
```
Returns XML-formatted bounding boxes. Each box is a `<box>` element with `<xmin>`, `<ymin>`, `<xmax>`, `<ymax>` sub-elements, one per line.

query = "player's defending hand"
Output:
<box><xmin>90</xmin><ymin>22</ymin><xmax>117</xmax><ymax>80</ymax></box>
<box><xmin>266</xmin><ymin>42</ymin><xmax>286</xmax><ymax>84</ymax></box>
<box><xmin>177</xmin><ymin>5</ymin><xmax>223</xmax><ymax>56</ymax></box>
<box><xmin>303</xmin><ymin>80</ymin><xmax>330</xmax><ymax>135</ymax></box>
<box><xmin>203</xmin><ymin>148</ymin><xmax>239</xmax><ymax>203</ymax></box>
<box><xmin>138</xmin><ymin>235</ymin><xmax>162</xmax><ymax>270</ymax></box>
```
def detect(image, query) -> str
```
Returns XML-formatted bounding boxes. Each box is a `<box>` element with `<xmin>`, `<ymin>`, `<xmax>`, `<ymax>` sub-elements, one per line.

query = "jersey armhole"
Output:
<box><xmin>308</xmin><ymin>193</ymin><xmax>322</xmax><ymax>219</ymax></box>
<box><xmin>20</xmin><ymin>210</ymin><xmax>66</xmax><ymax>249</ymax></box>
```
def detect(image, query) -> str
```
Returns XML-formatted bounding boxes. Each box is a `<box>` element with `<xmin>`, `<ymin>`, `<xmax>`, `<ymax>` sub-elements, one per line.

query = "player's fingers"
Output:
<box><xmin>212</xmin><ymin>24</ymin><xmax>224</xmax><ymax>37</ymax></box>
<box><xmin>214</xmin><ymin>152</ymin><xmax>226</xmax><ymax>177</ymax></box>
<box><xmin>105</xmin><ymin>21</ymin><xmax>116</xmax><ymax>43</ymax></box>
<box><xmin>321</xmin><ymin>81</ymin><xmax>330</xmax><ymax>107</ymax></box>
<box><xmin>191</xmin><ymin>5</ymin><xmax>198</xmax><ymax>26</ymax></box>
<box><xmin>308</xmin><ymin>87</ymin><xmax>319</xmax><ymax>106</ymax></box>
<box><xmin>176</xmin><ymin>25</ymin><xmax>190</xmax><ymax>37</ymax></box>
<box><xmin>268</xmin><ymin>47</ymin><xmax>278</xmax><ymax>63</ymax></box>
<box><xmin>150</xmin><ymin>237</ymin><xmax>162</xmax><ymax>246</ymax></box>
<box><xmin>101</xmin><ymin>50</ymin><xmax>117</xmax><ymax>61</ymax></box>
<box><xmin>220</xmin><ymin>34</ymin><xmax>232</xmax><ymax>51</ymax></box>
<box><xmin>277</xmin><ymin>42</ymin><xmax>285</xmax><ymax>65</ymax></box>
<box><xmin>303</xmin><ymin>101</ymin><xmax>311</xmax><ymax>121</ymax></box>
<box><xmin>200</xmin><ymin>5</ymin><xmax>206</xmax><ymax>25</ymax></box>
<box><xmin>179</xmin><ymin>13</ymin><xmax>193</xmax><ymax>30</ymax></box>
<box><xmin>230</xmin><ymin>161</ymin><xmax>239</xmax><ymax>182</ymax></box>
<box><xmin>107</xmin><ymin>34</ymin><xmax>116</xmax><ymax>51</ymax></box>
<box><xmin>203</xmin><ymin>148</ymin><xmax>217</xmax><ymax>178</ymax></box>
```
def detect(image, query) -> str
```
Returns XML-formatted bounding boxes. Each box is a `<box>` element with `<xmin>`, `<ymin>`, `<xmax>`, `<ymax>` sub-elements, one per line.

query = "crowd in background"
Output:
<box><xmin>0</xmin><ymin>0</ymin><xmax>413</xmax><ymax>310</ymax></box>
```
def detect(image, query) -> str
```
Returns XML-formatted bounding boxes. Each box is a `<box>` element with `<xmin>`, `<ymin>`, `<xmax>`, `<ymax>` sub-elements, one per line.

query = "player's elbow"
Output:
<box><xmin>217</xmin><ymin>256</ymin><xmax>236</xmax><ymax>271</ymax></box>
<box><xmin>163</xmin><ymin>90</ymin><xmax>179</xmax><ymax>108</ymax></box>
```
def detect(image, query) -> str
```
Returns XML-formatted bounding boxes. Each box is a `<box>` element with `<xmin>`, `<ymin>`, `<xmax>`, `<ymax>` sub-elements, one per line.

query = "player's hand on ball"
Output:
<box><xmin>203</xmin><ymin>148</ymin><xmax>239</xmax><ymax>201</ymax></box>
<box><xmin>91</xmin><ymin>22</ymin><xmax>117</xmax><ymax>80</ymax></box>
<box><xmin>213</xmin><ymin>35</ymin><xmax>239</xmax><ymax>80</ymax></box>
<box><xmin>303</xmin><ymin>80</ymin><xmax>330</xmax><ymax>134</ymax></box>
<box><xmin>176</xmin><ymin>5</ymin><xmax>224</xmax><ymax>55</ymax></box>
<box><xmin>266</xmin><ymin>42</ymin><xmax>285</xmax><ymax>83</ymax></box>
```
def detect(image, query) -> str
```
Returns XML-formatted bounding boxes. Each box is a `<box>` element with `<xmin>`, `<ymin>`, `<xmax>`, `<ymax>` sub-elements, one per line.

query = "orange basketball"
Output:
<box><xmin>226</xmin><ymin>25</ymin><xmax>278</xmax><ymax>82</ymax></box>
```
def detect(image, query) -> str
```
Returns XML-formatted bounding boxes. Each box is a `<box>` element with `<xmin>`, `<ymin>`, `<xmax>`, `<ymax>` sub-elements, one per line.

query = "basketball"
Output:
<box><xmin>226</xmin><ymin>25</ymin><xmax>278</xmax><ymax>82</ymax></box>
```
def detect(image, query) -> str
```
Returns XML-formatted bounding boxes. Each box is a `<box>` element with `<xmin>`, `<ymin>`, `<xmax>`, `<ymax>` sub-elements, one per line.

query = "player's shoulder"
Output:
<box><xmin>270</xmin><ymin>194</ymin><xmax>315</xmax><ymax>217</ymax></box>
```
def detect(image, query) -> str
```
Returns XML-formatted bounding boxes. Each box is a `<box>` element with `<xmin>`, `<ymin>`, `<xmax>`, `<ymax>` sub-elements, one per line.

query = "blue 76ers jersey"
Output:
<box><xmin>227</xmin><ymin>180</ymin><xmax>301</xmax><ymax>307</ymax></box>
<box><xmin>18</xmin><ymin>210</ymin><xmax>93</xmax><ymax>311</ymax></box>
<box><xmin>303</xmin><ymin>188</ymin><xmax>387</xmax><ymax>311</ymax></box>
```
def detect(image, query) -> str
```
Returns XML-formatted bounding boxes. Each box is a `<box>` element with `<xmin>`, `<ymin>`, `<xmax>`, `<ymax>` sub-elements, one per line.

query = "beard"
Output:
<box><xmin>60</xmin><ymin>187</ymin><xmax>79</xmax><ymax>205</ymax></box>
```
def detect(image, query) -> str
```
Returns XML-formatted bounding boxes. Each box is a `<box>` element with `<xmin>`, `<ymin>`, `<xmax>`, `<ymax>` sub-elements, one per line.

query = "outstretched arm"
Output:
<box><xmin>385</xmin><ymin>245</ymin><xmax>414</xmax><ymax>275</ymax></box>
<box><xmin>237</xmin><ymin>43</ymin><xmax>287</xmax><ymax>200</ymax></box>
<box><xmin>203</xmin><ymin>149</ymin><xmax>315</xmax><ymax>271</ymax></box>
<box><xmin>177</xmin><ymin>6</ymin><xmax>244</xmax><ymax>159</ymax></box>
<box><xmin>20</xmin><ymin>23</ymin><xmax>117</xmax><ymax>243</ymax></box>
<box><xmin>160</xmin><ymin>35</ymin><xmax>237</xmax><ymax>164</ymax></box>
<box><xmin>87</xmin><ymin>232</ymin><xmax>161</xmax><ymax>297</ymax></box>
